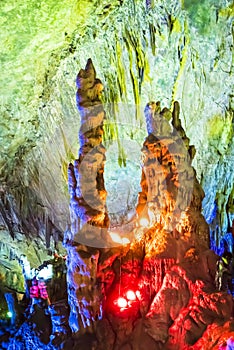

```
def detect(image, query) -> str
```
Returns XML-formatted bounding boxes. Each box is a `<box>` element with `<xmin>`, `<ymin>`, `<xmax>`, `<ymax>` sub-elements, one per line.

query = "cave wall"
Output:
<box><xmin>0</xmin><ymin>0</ymin><xmax>233</xmax><ymax>252</ymax></box>
<box><xmin>0</xmin><ymin>1</ymin><xmax>233</xmax><ymax>347</ymax></box>
<box><xmin>0</xmin><ymin>0</ymin><xmax>233</xmax><ymax>318</ymax></box>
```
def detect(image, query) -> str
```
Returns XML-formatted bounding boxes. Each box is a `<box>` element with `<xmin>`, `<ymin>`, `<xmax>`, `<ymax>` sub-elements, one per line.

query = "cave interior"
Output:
<box><xmin>0</xmin><ymin>0</ymin><xmax>234</xmax><ymax>349</ymax></box>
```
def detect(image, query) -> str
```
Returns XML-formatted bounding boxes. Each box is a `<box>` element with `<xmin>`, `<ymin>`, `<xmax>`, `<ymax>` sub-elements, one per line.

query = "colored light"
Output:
<box><xmin>126</xmin><ymin>290</ymin><xmax>136</xmax><ymax>301</ymax></box>
<box><xmin>139</xmin><ymin>217</ymin><xmax>149</xmax><ymax>227</ymax></box>
<box><xmin>109</xmin><ymin>232</ymin><xmax>130</xmax><ymax>245</ymax></box>
<box><xmin>122</xmin><ymin>237</ymin><xmax>130</xmax><ymax>245</ymax></box>
<box><xmin>7</xmin><ymin>311</ymin><xmax>12</xmax><ymax>318</ymax></box>
<box><xmin>36</xmin><ymin>264</ymin><xmax>53</xmax><ymax>280</ymax></box>
<box><xmin>117</xmin><ymin>297</ymin><xmax>127</xmax><ymax>308</ymax></box>
<box><xmin>135</xmin><ymin>290</ymin><xmax>141</xmax><ymax>299</ymax></box>
<box><xmin>109</xmin><ymin>232</ymin><xmax>122</xmax><ymax>244</ymax></box>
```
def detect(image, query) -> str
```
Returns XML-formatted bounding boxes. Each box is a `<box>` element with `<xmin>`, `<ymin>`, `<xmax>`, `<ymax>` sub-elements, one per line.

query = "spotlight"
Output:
<box><xmin>109</xmin><ymin>232</ymin><xmax>130</xmax><ymax>245</ymax></box>
<box><xmin>126</xmin><ymin>290</ymin><xmax>136</xmax><ymax>301</ymax></box>
<box><xmin>7</xmin><ymin>311</ymin><xmax>12</xmax><ymax>318</ymax></box>
<box><xmin>135</xmin><ymin>290</ymin><xmax>141</xmax><ymax>299</ymax></box>
<box><xmin>117</xmin><ymin>297</ymin><xmax>128</xmax><ymax>308</ymax></box>
<box><xmin>139</xmin><ymin>217</ymin><xmax>149</xmax><ymax>227</ymax></box>
<box><xmin>122</xmin><ymin>237</ymin><xmax>130</xmax><ymax>245</ymax></box>
<box><xmin>109</xmin><ymin>232</ymin><xmax>122</xmax><ymax>244</ymax></box>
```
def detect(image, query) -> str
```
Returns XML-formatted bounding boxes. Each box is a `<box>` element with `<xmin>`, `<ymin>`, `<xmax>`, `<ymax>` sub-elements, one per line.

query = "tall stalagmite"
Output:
<box><xmin>65</xmin><ymin>59</ymin><xmax>109</xmax><ymax>332</ymax></box>
<box><xmin>65</xmin><ymin>60</ymin><xmax>233</xmax><ymax>349</ymax></box>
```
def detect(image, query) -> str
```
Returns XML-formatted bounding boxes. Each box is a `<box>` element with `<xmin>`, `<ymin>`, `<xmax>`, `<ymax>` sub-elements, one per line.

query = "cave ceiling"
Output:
<box><xmin>0</xmin><ymin>0</ymin><xmax>233</xmax><ymax>243</ymax></box>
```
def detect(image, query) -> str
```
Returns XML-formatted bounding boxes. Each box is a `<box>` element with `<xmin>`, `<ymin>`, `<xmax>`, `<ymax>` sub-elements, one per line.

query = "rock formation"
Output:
<box><xmin>0</xmin><ymin>1</ymin><xmax>233</xmax><ymax>348</ymax></box>
<box><xmin>0</xmin><ymin>57</ymin><xmax>233</xmax><ymax>350</ymax></box>
<box><xmin>65</xmin><ymin>59</ymin><xmax>110</xmax><ymax>333</ymax></box>
<box><xmin>64</xmin><ymin>60</ymin><xmax>234</xmax><ymax>349</ymax></box>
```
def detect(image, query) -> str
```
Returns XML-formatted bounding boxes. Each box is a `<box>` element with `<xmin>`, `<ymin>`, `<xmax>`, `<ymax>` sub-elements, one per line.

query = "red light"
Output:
<box><xmin>126</xmin><ymin>290</ymin><xmax>136</xmax><ymax>301</ymax></box>
<box><xmin>135</xmin><ymin>290</ymin><xmax>141</xmax><ymax>299</ymax></box>
<box><xmin>117</xmin><ymin>297</ymin><xmax>128</xmax><ymax>308</ymax></box>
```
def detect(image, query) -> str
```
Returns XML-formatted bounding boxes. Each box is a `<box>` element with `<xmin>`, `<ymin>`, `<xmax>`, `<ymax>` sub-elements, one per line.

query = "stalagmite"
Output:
<box><xmin>65</xmin><ymin>59</ymin><xmax>109</xmax><ymax>333</ymax></box>
<box><xmin>64</xmin><ymin>61</ymin><xmax>233</xmax><ymax>349</ymax></box>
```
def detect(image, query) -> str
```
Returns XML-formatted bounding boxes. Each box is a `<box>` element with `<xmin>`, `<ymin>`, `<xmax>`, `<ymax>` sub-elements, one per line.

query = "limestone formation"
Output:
<box><xmin>1</xmin><ymin>1</ymin><xmax>234</xmax><ymax>348</ymax></box>
<box><xmin>65</xmin><ymin>59</ymin><xmax>109</xmax><ymax>333</ymax></box>
<box><xmin>68</xmin><ymin>58</ymin><xmax>109</xmax><ymax>235</ymax></box>
<box><xmin>135</xmin><ymin>100</ymin><xmax>210</xmax><ymax>257</ymax></box>
<box><xmin>64</xmin><ymin>60</ymin><xmax>233</xmax><ymax>350</ymax></box>
<box><xmin>1</xmin><ymin>56</ymin><xmax>233</xmax><ymax>349</ymax></box>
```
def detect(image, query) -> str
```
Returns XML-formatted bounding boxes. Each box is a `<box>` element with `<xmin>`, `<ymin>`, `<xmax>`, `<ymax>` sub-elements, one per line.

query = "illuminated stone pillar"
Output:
<box><xmin>65</xmin><ymin>59</ymin><xmax>109</xmax><ymax>333</ymax></box>
<box><xmin>68</xmin><ymin>58</ymin><xmax>109</xmax><ymax>238</ymax></box>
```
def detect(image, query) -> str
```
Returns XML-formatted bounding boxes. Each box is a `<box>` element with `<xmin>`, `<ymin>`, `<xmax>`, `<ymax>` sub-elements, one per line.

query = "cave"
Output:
<box><xmin>0</xmin><ymin>1</ymin><xmax>234</xmax><ymax>349</ymax></box>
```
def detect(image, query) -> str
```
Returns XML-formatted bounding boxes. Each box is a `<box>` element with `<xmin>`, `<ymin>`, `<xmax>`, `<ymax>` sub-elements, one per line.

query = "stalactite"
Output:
<box><xmin>123</xmin><ymin>26</ymin><xmax>149</xmax><ymax>120</ymax></box>
<box><xmin>171</xmin><ymin>20</ymin><xmax>190</xmax><ymax>108</ymax></box>
<box><xmin>116</xmin><ymin>39</ymin><xmax>127</xmax><ymax>99</ymax></box>
<box><xmin>123</xmin><ymin>32</ymin><xmax>140</xmax><ymax>120</ymax></box>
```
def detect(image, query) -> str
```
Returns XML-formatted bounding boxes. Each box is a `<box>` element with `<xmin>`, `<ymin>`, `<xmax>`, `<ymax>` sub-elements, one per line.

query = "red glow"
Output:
<box><xmin>126</xmin><ymin>290</ymin><xmax>136</xmax><ymax>301</ymax></box>
<box><xmin>117</xmin><ymin>297</ymin><xmax>128</xmax><ymax>308</ymax></box>
<box><xmin>135</xmin><ymin>290</ymin><xmax>141</xmax><ymax>299</ymax></box>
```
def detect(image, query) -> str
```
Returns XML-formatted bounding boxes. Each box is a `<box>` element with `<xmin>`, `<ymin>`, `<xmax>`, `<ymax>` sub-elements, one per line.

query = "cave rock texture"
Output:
<box><xmin>63</xmin><ymin>60</ymin><xmax>234</xmax><ymax>350</ymax></box>
<box><xmin>0</xmin><ymin>0</ymin><xmax>234</xmax><ymax>349</ymax></box>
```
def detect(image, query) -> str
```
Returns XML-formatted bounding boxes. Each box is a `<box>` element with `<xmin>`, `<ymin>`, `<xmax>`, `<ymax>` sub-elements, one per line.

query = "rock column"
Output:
<box><xmin>135</xmin><ymin>100</ymin><xmax>209</xmax><ymax>257</ymax></box>
<box><xmin>65</xmin><ymin>59</ymin><xmax>109</xmax><ymax>333</ymax></box>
